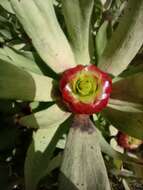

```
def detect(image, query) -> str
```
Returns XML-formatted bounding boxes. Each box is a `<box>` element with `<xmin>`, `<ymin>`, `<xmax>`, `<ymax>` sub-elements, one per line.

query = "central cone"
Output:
<box><xmin>72</xmin><ymin>73</ymin><xmax>97</xmax><ymax>97</ymax></box>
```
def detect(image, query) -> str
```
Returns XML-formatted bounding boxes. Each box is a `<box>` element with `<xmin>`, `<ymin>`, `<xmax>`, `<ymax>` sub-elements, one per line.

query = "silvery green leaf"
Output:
<box><xmin>98</xmin><ymin>0</ymin><xmax>143</xmax><ymax>76</ymax></box>
<box><xmin>10</xmin><ymin>0</ymin><xmax>76</xmax><ymax>73</ymax></box>
<box><xmin>96</xmin><ymin>21</ymin><xmax>108</xmax><ymax>61</ymax></box>
<box><xmin>61</xmin><ymin>0</ymin><xmax>94</xmax><ymax>65</ymax></box>
<box><xmin>20</xmin><ymin>104</ymin><xmax>71</xmax><ymax>129</ymax></box>
<box><xmin>59</xmin><ymin>115</ymin><xmax>111</xmax><ymax>190</ymax></box>
<box><xmin>0</xmin><ymin>60</ymin><xmax>53</xmax><ymax>102</ymax></box>
<box><xmin>0</xmin><ymin>46</ymin><xmax>43</xmax><ymax>74</ymax></box>
<box><xmin>25</xmin><ymin>117</ymin><xmax>71</xmax><ymax>190</ymax></box>
<box><xmin>0</xmin><ymin>0</ymin><xmax>14</xmax><ymax>14</ymax></box>
<box><xmin>108</xmin><ymin>99</ymin><xmax>143</xmax><ymax>113</ymax></box>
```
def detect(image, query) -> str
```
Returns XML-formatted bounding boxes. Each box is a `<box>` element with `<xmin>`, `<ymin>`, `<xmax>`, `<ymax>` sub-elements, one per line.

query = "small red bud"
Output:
<box><xmin>117</xmin><ymin>132</ymin><xmax>143</xmax><ymax>150</ymax></box>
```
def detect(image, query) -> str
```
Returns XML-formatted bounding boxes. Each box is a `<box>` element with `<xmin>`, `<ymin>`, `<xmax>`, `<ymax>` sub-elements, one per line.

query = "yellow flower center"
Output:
<box><xmin>70</xmin><ymin>71</ymin><xmax>99</xmax><ymax>103</ymax></box>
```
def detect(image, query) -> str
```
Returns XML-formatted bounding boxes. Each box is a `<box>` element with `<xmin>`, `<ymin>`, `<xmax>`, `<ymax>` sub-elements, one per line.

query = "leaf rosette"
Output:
<box><xmin>60</xmin><ymin>65</ymin><xmax>112</xmax><ymax>114</ymax></box>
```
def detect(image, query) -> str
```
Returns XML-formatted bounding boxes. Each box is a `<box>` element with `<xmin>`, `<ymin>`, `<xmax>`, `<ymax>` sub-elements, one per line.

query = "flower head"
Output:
<box><xmin>117</xmin><ymin>132</ymin><xmax>143</xmax><ymax>150</ymax></box>
<box><xmin>60</xmin><ymin>65</ymin><xmax>112</xmax><ymax>114</ymax></box>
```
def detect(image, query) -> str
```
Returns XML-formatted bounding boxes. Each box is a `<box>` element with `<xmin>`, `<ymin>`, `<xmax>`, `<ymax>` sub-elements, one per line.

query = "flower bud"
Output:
<box><xmin>117</xmin><ymin>132</ymin><xmax>143</xmax><ymax>150</ymax></box>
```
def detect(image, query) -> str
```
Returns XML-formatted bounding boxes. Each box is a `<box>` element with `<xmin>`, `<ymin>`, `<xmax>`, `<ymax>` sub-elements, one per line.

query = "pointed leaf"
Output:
<box><xmin>0</xmin><ymin>0</ymin><xmax>14</xmax><ymax>14</ymax></box>
<box><xmin>102</xmin><ymin>107</ymin><xmax>143</xmax><ymax>140</ymax></box>
<box><xmin>108</xmin><ymin>99</ymin><xmax>143</xmax><ymax>113</ymax></box>
<box><xmin>120</xmin><ymin>63</ymin><xmax>143</xmax><ymax>78</ymax></box>
<box><xmin>20</xmin><ymin>104</ymin><xmax>71</xmax><ymax>129</ymax></box>
<box><xmin>10</xmin><ymin>0</ymin><xmax>76</xmax><ymax>73</ymax></box>
<box><xmin>61</xmin><ymin>0</ymin><xmax>94</xmax><ymax>65</ymax></box>
<box><xmin>98</xmin><ymin>0</ymin><xmax>143</xmax><ymax>76</ymax></box>
<box><xmin>0</xmin><ymin>46</ymin><xmax>43</xmax><ymax>75</ymax></box>
<box><xmin>25</xmin><ymin>116</ymin><xmax>71</xmax><ymax>190</ymax></box>
<box><xmin>59</xmin><ymin>115</ymin><xmax>111</xmax><ymax>190</ymax></box>
<box><xmin>45</xmin><ymin>153</ymin><xmax>62</xmax><ymax>175</ymax></box>
<box><xmin>0</xmin><ymin>29</ymin><xmax>12</xmax><ymax>40</ymax></box>
<box><xmin>111</xmin><ymin>72</ymin><xmax>143</xmax><ymax>104</ymax></box>
<box><xmin>96</xmin><ymin>21</ymin><xmax>108</xmax><ymax>61</ymax></box>
<box><xmin>0</xmin><ymin>60</ymin><xmax>53</xmax><ymax>101</ymax></box>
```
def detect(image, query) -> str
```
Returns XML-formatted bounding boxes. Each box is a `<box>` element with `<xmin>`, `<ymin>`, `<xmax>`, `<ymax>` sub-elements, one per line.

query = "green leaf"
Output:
<box><xmin>0</xmin><ymin>29</ymin><xmax>12</xmax><ymax>40</ymax></box>
<box><xmin>98</xmin><ymin>0</ymin><xmax>143</xmax><ymax>76</ymax></box>
<box><xmin>0</xmin><ymin>0</ymin><xmax>14</xmax><ymax>14</ymax></box>
<box><xmin>108</xmin><ymin>99</ymin><xmax>143</xmax><ymax>113</ymax></box>
<box><xmin>96</xmin><ymin>21</ymin><xmax>108</xmax><ymax>62</ymax></box>
<box><xmin>0</xmin><ymin>15</ymin><xmax>8</xmax><ymax>23</ymax></box>
<box><xmin>0</xmin><ymin>46</ymin><xmax>43</xmax><ymax>75</ymax></box>
<box><xmin>10</xmin><ymin>0</ymin><xmax>76</xmax><ymax>73</ymax></box>
<box><xmin>111</xmin><ymin>72</ymin><xmax>143</xmax><ymax>104</ymax></box>
<box><xmin>59</xmin><ymin>115</ymin><xmax>111</xmax><ymax>190</ymax></box>
<box><xmin>61</xmin><ymin>0</ymin><xmax>94</xmax><ymax>65</ymax></box>
<box><xmin>20</xmin><ymin>104</ymin><xmax>71</xmax><ymax>129</ymax></box>
<box><xmin>0</xmin><ymin>60</ymin><xmax>53</xmax><ymax>102</ymax></box>
<box><xmin>45</xmin><ymin>153</ymin><xmax>62</xmax><ymax>174</ymax></box>
<box><xmin>120</xmin><ymin>62</ymin><xmax>143</xmax><ymax>78</ymax></box>
<box><xmin>102</xmin><ymin>108</ymin><xmax>143</xmax><ymax>140</ymax></box>
<box><xmin>25</xmin><ymin>116</ymin><xmax>71</xmax><ymax>190</ymax></box>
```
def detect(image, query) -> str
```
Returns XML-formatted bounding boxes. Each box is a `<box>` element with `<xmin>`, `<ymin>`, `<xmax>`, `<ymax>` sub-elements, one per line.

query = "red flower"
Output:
<box><xmin>60</xmin><ymin>65</ymin><xmax>112</xmax><ymax>114</ymax></box>
<box><xmin>117</xmin><ymin>132</ymin><xmax>143</xmax><ymax>150</ymax></box>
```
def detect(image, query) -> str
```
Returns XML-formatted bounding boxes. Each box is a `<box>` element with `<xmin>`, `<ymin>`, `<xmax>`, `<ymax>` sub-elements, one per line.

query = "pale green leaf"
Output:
<box><xmin>61</xmin><ymin>0</ymin><xmax>94</xmax><ymax>65</ymax></box>
<box><xmin>0</xmin><ymin>15</ymin><xmax>8</xmax><ymax>23</ymax></box>
<box><xmin>29</xmin><ymin>101</ymin><xmax>54</xmax><ymax>113</ymax></box>
<box><xmin>122</xmin><ymin>180</ymin><xmax>131</xmax><ymax>190</ymax></box>
<box><xmin>59</xmin><ymin>115</ymin><xmax>111</xmax><ymax>190</ymax></box>
<box><xmin>108</xmin><ymin>99</ymin><xmax>143</xmax><ymax>113</ymax></box>
<box><xmin>0</xmin><ymin>0</ymin><xmax>14</xmax><ymax>14</ymax></box>
<box><xmin>25</xmin><ymin>117</ymin><xmax>71</xmax><ymax>190</ymax></box>
<box><xmin>0</xmin><ymin>29</ymin><xmax>12</xmax><ymax>40</ymax></box>
<box><xmin>111</xmin><ymin>72</ymin><xmax>143</xmax><ymax>104</ymax></box>
<box><xmin>0</xmin><ymin>35</ymin><xmax>4</xmax><ymax>43</ymax></box>
<box><xmin>96</xmin><ymin>21</ymin><xmax>108</xmax><ymax>61</ymax></box>
<box><xmin>0</xmin><ymin>46</ymin><xmax>43</xmax><ymax>75</ymax></box>
<box><xmin>56</xmin><ymin>135</ymin><xmax>66</xmax><ymax>149</ymax></box>
<box><xmin>10</xmin><ymin>0</ymin><xmax>76</xmax><ymax>73</ymax></box>
<box><xmin>120</xmin><ymin>62</ymin><xmax>143</xmax><ymax>77</ymax></box>
<box><xmin>0</xmin><ymin>60</ymin><xmax>53</xmax><ymax>102</ymax></box>
<box><xmin>98</xmin><ymin>0</ymin><xmax>143</xmax><ymax>76</ymax></box>
<box><xmin>20</xmin><ymin>104</ymin><xmax>71</xmax><ymax>129</ymax></box>
<box><xmin>102</xmin><ymin>108</ymin><xmax>143</xmax><ymax>140</ymax></box>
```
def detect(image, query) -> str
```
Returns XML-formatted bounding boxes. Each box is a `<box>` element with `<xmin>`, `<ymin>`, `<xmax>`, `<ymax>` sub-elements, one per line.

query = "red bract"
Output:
<box><xmin>117</xmin><ymin>132</ymin><xmax>143</xmax><ymax>150</ymax></box>
<box><xmin>60</xmin><ymin>65</ymin><xmax>112</xmax><ymax>114</ymax></box>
